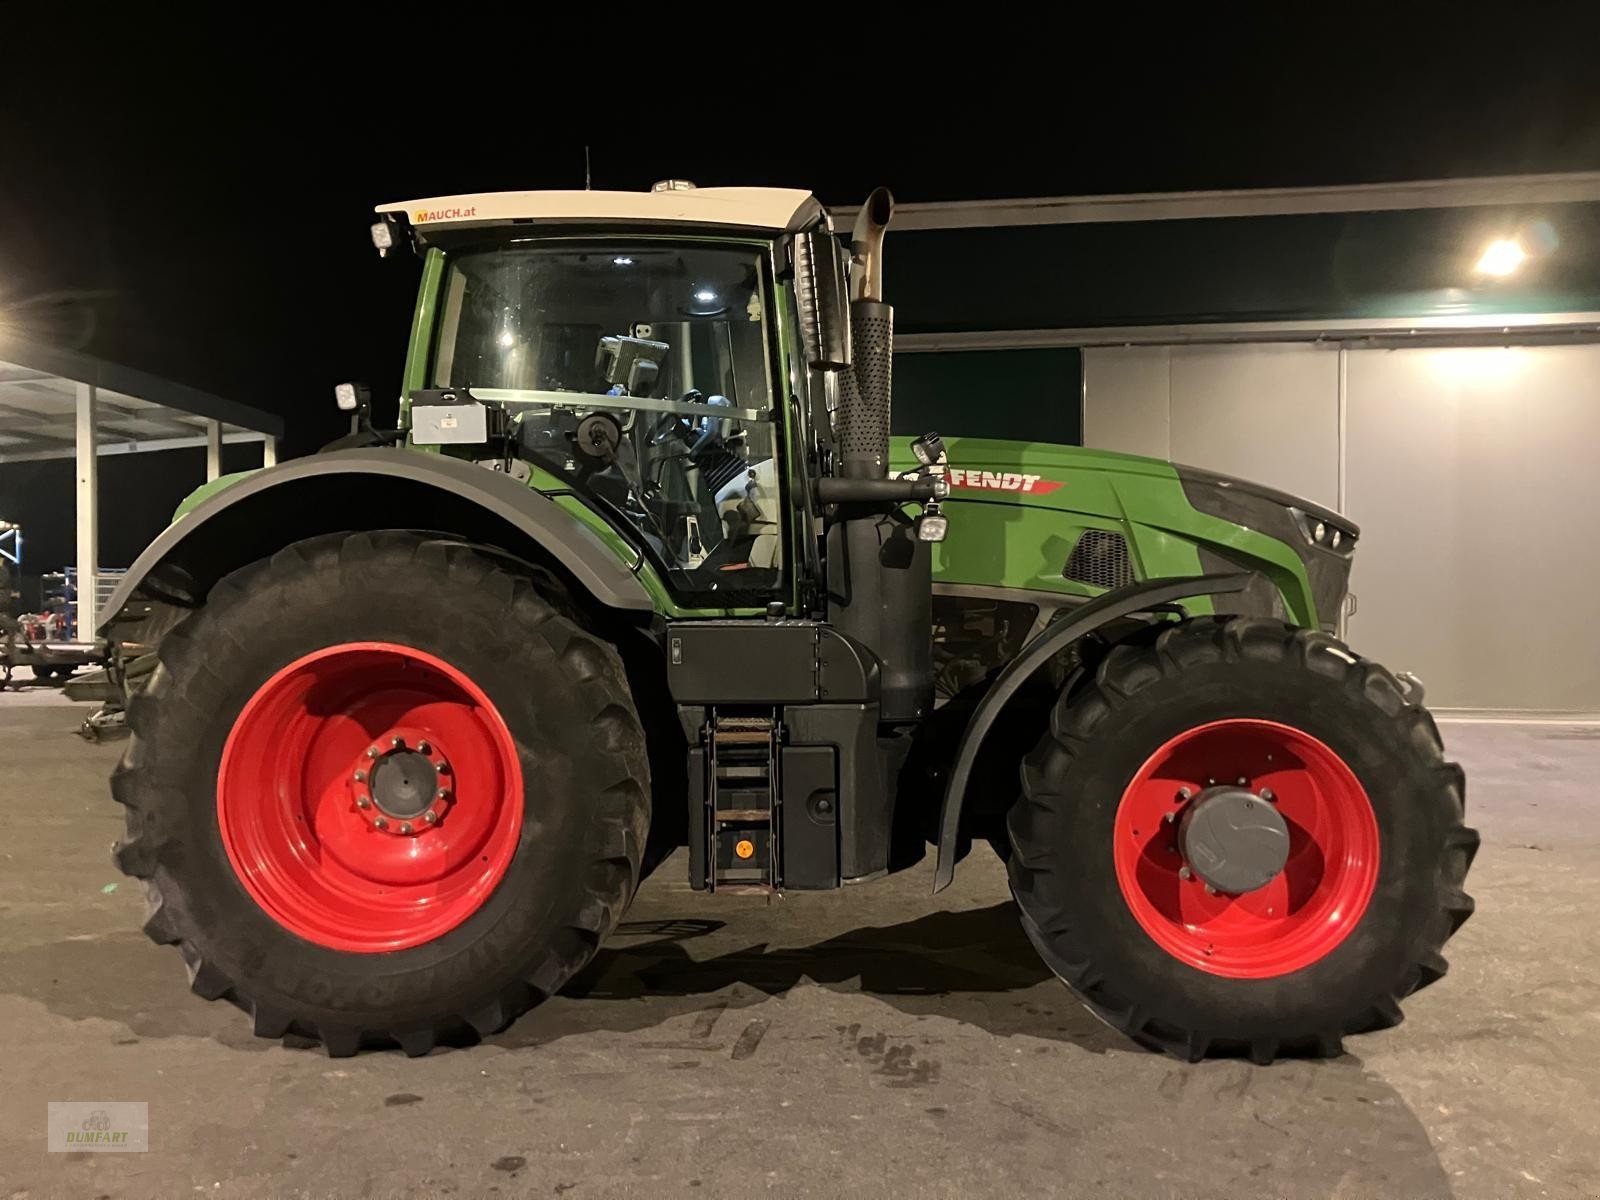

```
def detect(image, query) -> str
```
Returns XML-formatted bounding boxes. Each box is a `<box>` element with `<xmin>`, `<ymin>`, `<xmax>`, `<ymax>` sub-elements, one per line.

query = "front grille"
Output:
<box><xmin>1065</xmin><ymin>530</ymin><xmax>1135</xmax><ymax>590</ymax></box>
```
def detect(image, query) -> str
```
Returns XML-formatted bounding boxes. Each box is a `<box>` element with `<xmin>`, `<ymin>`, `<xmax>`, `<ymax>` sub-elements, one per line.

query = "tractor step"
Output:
<box><xmin>699</xmin><ymin>710</ymin><xmax>781</xmax><ymax>894</ymax></box>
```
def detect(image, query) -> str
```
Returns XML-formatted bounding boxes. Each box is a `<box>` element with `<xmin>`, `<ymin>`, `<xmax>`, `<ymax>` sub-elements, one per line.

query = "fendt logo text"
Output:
<box><xmin>947</xmin><ymin>469</ymin><xmax>1065</xmax><ymax>495</ymax></box>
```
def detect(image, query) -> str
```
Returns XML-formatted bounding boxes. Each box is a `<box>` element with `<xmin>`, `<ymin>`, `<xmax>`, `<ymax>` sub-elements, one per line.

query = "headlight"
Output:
<box><xmin>1291</xmin><ymin>507</ymin><xmax>1356</xmax><ymax>556</ymax></box>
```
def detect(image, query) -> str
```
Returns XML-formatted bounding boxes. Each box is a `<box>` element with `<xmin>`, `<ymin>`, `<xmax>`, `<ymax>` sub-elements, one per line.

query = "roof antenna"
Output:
<box><xmin>584</xmin><ymin>146</ymin><xmax>592</xmax><ymax>191</ymax></box>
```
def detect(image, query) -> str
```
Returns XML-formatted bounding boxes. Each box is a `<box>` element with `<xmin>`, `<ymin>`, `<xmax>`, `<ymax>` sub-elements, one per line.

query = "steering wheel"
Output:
<box><xmin>648</xmin><ymin>389</ymin><xmax>708</xmax><ymax>446</ymax></box>
<box><xmin>648</xmin><ymin>409</ymin><xmax>693</xmax><ymax>446</ymax></box>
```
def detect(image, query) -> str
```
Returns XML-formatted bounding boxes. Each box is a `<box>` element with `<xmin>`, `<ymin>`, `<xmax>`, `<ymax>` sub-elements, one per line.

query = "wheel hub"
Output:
<box><xmin>371</xmin><ymin>751</ymin><xmax>438</xmax><ymax>819</ymax></box>
<box><xmin>1178</xmin><ymin>785</ymin><xmax>1290</xmax><ymax>895</ymax></box>
<box><xmin>1112</xmin><ymin>718</ymin><xmax>1380</xmax><ymax>978</ymax></box>
<box><xmin>352</xmin><ymin>734</ymin><xmax>453</xmax><ymax>835</ymax></box>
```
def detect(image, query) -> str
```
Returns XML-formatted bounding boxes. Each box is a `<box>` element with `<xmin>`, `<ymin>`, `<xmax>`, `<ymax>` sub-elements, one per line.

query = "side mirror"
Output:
<box><xmin>792</xmin><ymin>227</ymin><xmax>851</xmax><ymax>372</ymax></box>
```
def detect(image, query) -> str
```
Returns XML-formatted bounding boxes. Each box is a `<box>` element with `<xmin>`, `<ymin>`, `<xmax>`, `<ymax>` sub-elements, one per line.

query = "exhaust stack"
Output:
<box><xmin>838</xmin><ymin>187</ymin><xmax>896</xmax><ymax>479</ymax></box>
<box><xmin>850</xmin><ymin>187</ymin><xmax>895</xmax><ymax>303</ymax></box>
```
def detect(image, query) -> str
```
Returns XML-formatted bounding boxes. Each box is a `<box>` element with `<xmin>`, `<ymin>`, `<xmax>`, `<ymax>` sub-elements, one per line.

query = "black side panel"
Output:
<box><xmin>668</xmin><ymin>624</ymin><xmax>817</xmax><ymax>703</ymax></box>
<box><xmin>666</xmin><ymin>622</ymin><xmax>878</xmax><ymax>705</ymax></box>
<box><xmin>687</xmin><ymin>745</ymin><xmax>708</xmax><ymax>890</ymax></box>
<box><xmin>826</xmin><ymin>516</ymin><xmax>934</xmax><ymax>723</ymax></box>
<box><xmin>786</xmin><ymin>704</ymin><xmax>886</xmax><ymax>882</ymax></box>
<box><xmin>780</xmin><ymin>745</ymin><xmax>839</xmax><ymax>889</ymax></box>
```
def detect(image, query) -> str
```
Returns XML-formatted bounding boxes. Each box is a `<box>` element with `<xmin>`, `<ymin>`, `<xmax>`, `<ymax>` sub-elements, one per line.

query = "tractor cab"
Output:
<box><xmin>369</xmin><ymin>184</ymin><xmax>863</xmax><ymax>612</ymax></box>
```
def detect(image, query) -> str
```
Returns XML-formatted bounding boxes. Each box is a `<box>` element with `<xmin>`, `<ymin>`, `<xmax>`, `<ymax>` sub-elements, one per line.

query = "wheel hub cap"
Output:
<box><xmin>1112</xmin><ymin>718</ymin><xmax>1380</xmax><ymax>979</ymax></box>
<box><xmin>354</xmin><ymin>737</ymin><xmax>453</xmax><ymax>834</ymax></box>
<box><xmin>371</xmin><ymin>751</ymin><xmax>437</xmax><ymax>818</ymax></box>
<box><xmin>1178</xmin><ymin>785</ymin><xmax>1290</xmax><ymax>895</ymax></box>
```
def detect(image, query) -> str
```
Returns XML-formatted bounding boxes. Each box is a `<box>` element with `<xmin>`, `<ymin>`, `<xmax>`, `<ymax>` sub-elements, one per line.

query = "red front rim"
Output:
<box><xmin>1112</xmin><ymin>718</ymin><xmax>1379</xmax><ymax>979</ymax></box>
<box><xmin>217</xmin><ymin>642</ymin><xmax>523</xmax><ymax>953</ymax></box>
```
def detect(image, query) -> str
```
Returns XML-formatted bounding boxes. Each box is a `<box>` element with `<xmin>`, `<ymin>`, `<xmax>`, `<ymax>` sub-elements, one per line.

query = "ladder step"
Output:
<box><xmin>715</xmin><ymin>808</ymin><xmax>771</xmax><ymax>822</ymax></box>
<box><xmin>714</xmin><ymin>730</ymin><xmax>771</xmax><ymax>744</ymax></box>
<box><xmin>716</xmin><ymin>765</ymin><xmax>769</xmax><ymax>780</ymax></box>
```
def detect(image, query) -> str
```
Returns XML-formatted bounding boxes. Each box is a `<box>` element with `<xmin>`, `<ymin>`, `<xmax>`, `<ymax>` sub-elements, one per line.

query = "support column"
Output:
<box><xmin>205</xmin><ymin>419</ymin><xmax>222</xmax><ymax>481</ymax></box>
<box><xmin>75</xmin><ymin>382</ymin><xmax>99</xmax><ymax>640</ymax></box>
<box><xmin>262</xmin><ymin>436</ymin><xmax>277</xmax><ymax>468</ymax></box>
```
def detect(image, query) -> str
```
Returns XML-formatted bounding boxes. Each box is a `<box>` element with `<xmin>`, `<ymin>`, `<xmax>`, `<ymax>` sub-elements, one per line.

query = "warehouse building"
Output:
<box><xmin>875</xmin><ymin>171</ymin><xmax>1600</xmax><ymax>714</ymax></box>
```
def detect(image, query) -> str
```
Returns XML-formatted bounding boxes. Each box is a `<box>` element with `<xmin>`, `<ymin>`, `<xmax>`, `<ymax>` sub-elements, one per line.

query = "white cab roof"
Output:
<box><xmin>376</xmin><ymin>187</ymin><xmax>819</xmax><ymax>233</ymax></box>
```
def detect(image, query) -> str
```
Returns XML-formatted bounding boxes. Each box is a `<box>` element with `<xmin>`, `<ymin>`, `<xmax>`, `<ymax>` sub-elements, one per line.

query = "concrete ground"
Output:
<box><xmin>1</xmin><ymin>688</ymin><xmax>1596</xmax><ymax>1200</ymax></box>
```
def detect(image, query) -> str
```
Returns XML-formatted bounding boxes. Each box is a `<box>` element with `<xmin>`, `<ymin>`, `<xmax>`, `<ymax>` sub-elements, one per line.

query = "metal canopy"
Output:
<box><xmin>828</xmin><ymin>171</ymin><xmax>1600</xmax><ymax>232</ymax></box>
<box><xmin>0</xmin><ymin>335</ymin><xmax>282</xmax><ymax>464</ymax></box>
<box><xmin>0</xmin><ymin>334</ymin><xmax>284</xmax><ymax>636</ymax></box>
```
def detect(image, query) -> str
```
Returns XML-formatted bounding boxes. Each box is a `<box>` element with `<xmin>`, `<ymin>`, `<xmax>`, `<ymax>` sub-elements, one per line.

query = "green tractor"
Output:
<box><xmin>102</xmin><ymin>183</ymin><xmax>1477</xmax><ymax>1062</ymax></box>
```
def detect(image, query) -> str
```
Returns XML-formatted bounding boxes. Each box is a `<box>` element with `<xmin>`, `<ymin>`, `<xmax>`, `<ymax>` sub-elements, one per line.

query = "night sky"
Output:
<box><xmin>4</xmin><ymin>10</ymin><xmax>1600</xmax><ymax>457</ymax></box>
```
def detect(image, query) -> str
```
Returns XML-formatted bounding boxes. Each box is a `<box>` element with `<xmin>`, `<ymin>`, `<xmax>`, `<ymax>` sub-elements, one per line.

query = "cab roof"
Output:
<box><xmin>375</xmin><ymin>186</ymin><xmax>822</xmax><ymax>236</ymax></box>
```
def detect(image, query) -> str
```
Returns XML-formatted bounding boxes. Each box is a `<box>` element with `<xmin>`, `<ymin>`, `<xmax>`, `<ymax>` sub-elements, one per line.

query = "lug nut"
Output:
<box><xmin>353</xmin><ymin>770</ymin><xmax>367</xmax><ymax>783</ymax></box>
<box><xmin>1237</xmin><ymin>776</ymin><xmax>1248</xmax><ymax>786</ymax></box>
<box><xmin>423</xmin><ymin>811</ymin><xmax>438</xmax><ymax>824</ymax></box>
<box><xmin>373</xmin><ymin>816</ymin><xmax>388</xmax><ymax>830</ymax></box>
<box><xmin>1163</xmin><ymin>811</ymin><xmax>1177</xmax><ymax>825</ymax></box>
<box><xmin>399</xmin><ymin>822</ymin><xmax>413</xmax><ymax>835</ymax></box>
<box><xmin>416</xmin><ymin>740</ymin><xmax>431</xmax><ymax>755</ymax></box>
<box><xmin>1260</xmin><ymin>788</ymin><xmax>1276</xmax><ymax>803</ymax></box>
<box><xmin>436</xmin><ymin>788</ymin><xmax>451</xmax><ymax>801</ymax></box>
<box><xmin>367</xmin><ymin>746</ymin><xmax>381</xmax><ymax>759</ymax></box>
<box><xmin>1179</xmin><ymin>866</ymin><xmax>1193</xmax><ymax>881</ymax></box>
<box><xmin>1176</xmin><ymin>787</ymin><xmax>1192</xmax><ymax>803</ymax></box>
<box><xmin>390</xmin><ymin>736</ymin><xmax>405</xmax><ymax>750</ymax></box>
<box><xmin>1205</xmin><ymin>883</ymin><xmax>1219</xmax><ymax>896</ymax></box>
<box><xmin>356</xmin><ymin>797</ymin><xmax>371</xmax><ymax>810</ymax></box>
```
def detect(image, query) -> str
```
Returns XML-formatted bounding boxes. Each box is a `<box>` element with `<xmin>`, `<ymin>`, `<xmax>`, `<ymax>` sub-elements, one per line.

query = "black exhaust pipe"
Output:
<box><xmin>827</xmin><ymin>187</ymin><xmax>932</xmax><ymax>724</ymax></box>
<box><xmin>837</xmin><ymin>187</ymin><xmax>895</xmax><ymax>480</ymax></box>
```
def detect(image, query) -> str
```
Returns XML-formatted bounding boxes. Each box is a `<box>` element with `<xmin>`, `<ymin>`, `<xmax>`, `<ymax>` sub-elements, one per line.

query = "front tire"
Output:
<box><xmin>1007</xmin><ymin>616</ymin><xmax>1478</xmax><ymax>1063</ymax></box>
<box><xmin>111</xmin><ymin>532</ymin><xmax>650</xmax><ymax>1056</ymax></box>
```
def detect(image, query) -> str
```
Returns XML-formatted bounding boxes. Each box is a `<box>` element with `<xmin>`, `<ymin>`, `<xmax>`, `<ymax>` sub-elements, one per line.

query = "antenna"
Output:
<box><xmin>584</xmin><ymin>146</ymin><xmax>592</xmax><ymax>191</ymax></box>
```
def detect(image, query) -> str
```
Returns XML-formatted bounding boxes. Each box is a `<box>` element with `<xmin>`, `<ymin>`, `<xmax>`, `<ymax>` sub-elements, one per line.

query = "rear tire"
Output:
<box><xmin>1007</xmin><ymin>616</ymin><xmax>1477</xmax><ymax>1063</ymax></box>
<box><xmin>111</xmin><ymin>532</ymin><xmax>650</xmax><ymax>1056</ymax></box>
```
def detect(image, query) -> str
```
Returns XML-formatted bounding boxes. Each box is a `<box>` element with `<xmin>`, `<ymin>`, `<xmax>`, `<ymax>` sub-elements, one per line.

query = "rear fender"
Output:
<box><xmin>98</xmin><ymin>449</ymin><xmax>655</xmax><ymax>631</ymax></box>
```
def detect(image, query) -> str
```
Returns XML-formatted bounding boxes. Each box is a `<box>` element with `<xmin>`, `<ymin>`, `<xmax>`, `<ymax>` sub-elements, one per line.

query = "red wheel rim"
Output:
<box><xmin>217</xmin><ymin>642</ymin><xmax>523</xmax><ymax>953</ymax></box>
<box><xmin>1112</xmin><ymin>718</ymin><xmax>1379</xmax><ymax>979</ymax></box>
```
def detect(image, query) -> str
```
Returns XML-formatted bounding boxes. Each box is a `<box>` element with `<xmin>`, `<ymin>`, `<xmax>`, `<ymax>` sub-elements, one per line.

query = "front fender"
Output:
<box><xmin>931</xmin><ymin>573</ymin><xmax>1257</xmax><ymax>892</ymax></box>
<box><xmin>99</xmin><ymin>449</ymin><xmax>655</xmax><ymax>631</ymax></box>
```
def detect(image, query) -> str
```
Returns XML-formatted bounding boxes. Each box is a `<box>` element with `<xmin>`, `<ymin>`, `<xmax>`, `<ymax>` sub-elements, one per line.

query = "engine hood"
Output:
<box><xmin>890</xmin><ymin>435</ymin><xmax>1356</xmax><ymax>537</ymax></box>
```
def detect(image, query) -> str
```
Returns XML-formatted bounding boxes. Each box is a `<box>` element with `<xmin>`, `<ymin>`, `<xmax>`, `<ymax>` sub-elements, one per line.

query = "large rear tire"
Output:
<box><xmin>1007</xmin><ymin>616</ymin><xmax>1478</xmax><ymax>1063</ymax></box>
<box><xmin>111</xmin><ymin>532</ymin><xmax>650</xmax><ymax>1056</ymax></box>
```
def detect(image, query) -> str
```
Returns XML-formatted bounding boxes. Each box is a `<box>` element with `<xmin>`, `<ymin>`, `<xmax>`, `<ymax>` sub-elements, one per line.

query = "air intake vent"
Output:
<box><xmin>1065</xmin><ymin>530</ymin><xmax>1134</xmax><ymax>590</ymax></box>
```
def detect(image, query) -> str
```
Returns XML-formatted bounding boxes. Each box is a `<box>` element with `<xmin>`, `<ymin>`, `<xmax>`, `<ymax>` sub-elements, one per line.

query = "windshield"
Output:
<box><xmin>431</xmin><ymin>242</ymin><xmax>783</xmax><ymax>605</ymax></box>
